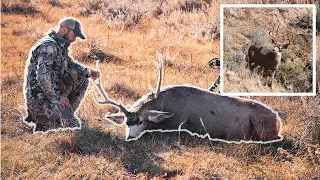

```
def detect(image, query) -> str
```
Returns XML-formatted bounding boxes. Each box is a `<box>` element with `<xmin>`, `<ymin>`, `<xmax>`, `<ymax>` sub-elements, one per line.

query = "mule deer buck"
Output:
<box><xmin>248</xmin><ymin>26</ymin><xmax>295</xmax><ymax>88</ymax></box>
<box><xmin>93</xmin><ymin>53</ymin><xmax>282</xmax><ymax>143</ymax></box>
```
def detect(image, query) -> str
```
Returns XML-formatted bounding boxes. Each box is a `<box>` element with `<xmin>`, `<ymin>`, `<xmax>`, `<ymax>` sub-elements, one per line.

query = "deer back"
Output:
<box><xmin>126</xmin><ymin>85</ymin><xmax>282</xmax><ymax>141</ymax></box>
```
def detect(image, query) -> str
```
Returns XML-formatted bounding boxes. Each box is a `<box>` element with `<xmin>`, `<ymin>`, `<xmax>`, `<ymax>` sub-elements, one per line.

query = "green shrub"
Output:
<box><xmin>1</xmin><ymin>0</ymin><xmax>40</xmax><ymax>16</ymax></box>
<box><xmin>276</xmin><ymin>61</ymin><xmax>312</xmax><ymax>92</ymax></box>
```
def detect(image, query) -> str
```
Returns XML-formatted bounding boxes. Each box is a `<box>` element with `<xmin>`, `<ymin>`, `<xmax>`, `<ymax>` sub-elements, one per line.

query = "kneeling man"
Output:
<box><xmin>24</xmin><ymin>17</ymin><xmax>99</xmax><ymax>133</ymax></box>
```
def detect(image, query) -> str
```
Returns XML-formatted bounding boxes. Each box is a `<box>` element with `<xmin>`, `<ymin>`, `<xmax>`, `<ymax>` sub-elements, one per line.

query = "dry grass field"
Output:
<box><xmin>1</xmin><ymin>0</ymin><xmax>320</xmax><ymax>179</ymax></box>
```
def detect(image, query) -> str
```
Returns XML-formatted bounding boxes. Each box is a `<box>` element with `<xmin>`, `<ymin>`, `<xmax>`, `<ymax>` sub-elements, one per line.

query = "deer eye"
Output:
<box><xmin>138</xmin><ymin>121</ymin><xmax>143</xmax><ymax>125</ymax></box>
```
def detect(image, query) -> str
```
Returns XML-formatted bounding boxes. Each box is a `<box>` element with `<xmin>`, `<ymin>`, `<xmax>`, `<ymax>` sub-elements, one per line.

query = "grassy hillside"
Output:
<box><xmin>1</xmin><ymin>0</ymin><xmax>320</xmax><ymax>179</ymax></box>
<box><xmin>223</xmin><ymin>6</ymin><xmax>313</xmax><ymax>93</ymax></box>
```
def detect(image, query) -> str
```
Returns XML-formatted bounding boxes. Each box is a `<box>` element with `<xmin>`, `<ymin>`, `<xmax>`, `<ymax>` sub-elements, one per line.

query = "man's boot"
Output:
<box><xmin>24</xmin><ymin>110</ymin><xmax>35</xmax><ymax>123</ymax></box>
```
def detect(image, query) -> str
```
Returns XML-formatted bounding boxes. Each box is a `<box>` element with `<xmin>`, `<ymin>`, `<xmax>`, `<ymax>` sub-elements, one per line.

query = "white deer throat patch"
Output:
<box><xmin>126</xmin><ymin>124</ymin><xmax>146</xmax><ymax>138</ymax></box>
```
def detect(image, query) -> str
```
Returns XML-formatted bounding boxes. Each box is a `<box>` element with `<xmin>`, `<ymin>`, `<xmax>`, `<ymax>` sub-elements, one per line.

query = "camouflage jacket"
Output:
<box><xmin>25</xmin><ymin>29</ymin><xmax>90</xmax><ymax>104</ymax></box>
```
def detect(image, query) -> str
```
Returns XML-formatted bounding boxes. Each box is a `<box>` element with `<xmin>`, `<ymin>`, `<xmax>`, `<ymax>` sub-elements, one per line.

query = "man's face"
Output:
<box><xmin>63</xmin><ymin>29</ymin><xmax>77</xmax><ymax>43</ymax></box>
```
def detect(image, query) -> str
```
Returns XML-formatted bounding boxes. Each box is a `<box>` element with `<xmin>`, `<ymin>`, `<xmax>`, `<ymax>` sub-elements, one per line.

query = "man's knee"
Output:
<box><xmin>66</xmin><ymin>77</ymin><xmax>89</xmax><ymax>109</ymax></box>
<box><xmin>82</xmin><ymin>77</ymin><xmax>89</xmax><ymax>89</ymax></box>
<box><xmin>74</xmin><ymin>77</ymin><xmax>89</xmax><ymax>91</ymax></box>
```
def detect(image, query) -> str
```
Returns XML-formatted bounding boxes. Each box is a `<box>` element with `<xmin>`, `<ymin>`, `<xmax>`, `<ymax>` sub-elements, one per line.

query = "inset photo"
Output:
<box><xmin>221</xmin><ymin>4</ymin><xmax>316</xmax><ymax>96</ymax></box>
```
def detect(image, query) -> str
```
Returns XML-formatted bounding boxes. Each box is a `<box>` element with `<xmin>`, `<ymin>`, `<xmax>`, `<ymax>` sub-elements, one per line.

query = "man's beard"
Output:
<box><xmin>62</xmin><ymin>33</ymin><xmax>71</xmax><ymax>47</ymax></box>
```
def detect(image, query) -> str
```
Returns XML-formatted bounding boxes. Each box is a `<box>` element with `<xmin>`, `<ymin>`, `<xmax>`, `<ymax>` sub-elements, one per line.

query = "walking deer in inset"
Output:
<box><xmin>248</xmin><ymin>26</ymin><xmax>295</xmax><ymax>88</ymax></box>
<box><xmin>93</xmin><ymin>53</ymin><xmax>282</xmax><ymax>143</ymax></box>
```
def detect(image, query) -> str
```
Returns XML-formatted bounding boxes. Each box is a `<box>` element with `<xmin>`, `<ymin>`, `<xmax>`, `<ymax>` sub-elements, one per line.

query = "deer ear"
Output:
<box><xmin>143</xmin><ymin>110</ymin><xmax>174</xmax><ymax>123</ymax></box>
<box><xmin>105</xmin><ymin>113</ymin><xmax>126</xmax><ymax>125</ymax></box>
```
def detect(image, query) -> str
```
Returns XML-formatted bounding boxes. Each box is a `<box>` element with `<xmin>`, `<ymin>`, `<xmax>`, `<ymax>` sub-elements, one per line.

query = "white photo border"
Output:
<box><xmin>220</xmin><ymin>4</ymin><xmax>316</xmax><ymax>97</ymax></box>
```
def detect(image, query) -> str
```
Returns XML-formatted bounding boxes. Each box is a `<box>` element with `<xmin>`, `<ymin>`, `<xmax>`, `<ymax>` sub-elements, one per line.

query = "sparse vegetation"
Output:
<box><xmin>223</xmin><ymin>7</ymin><xmax>313</xmax><ymax>93</ymax></box>
<box><xmin>1</xmin><ymin>0</ymin><xmax>41</xmax><ymax>16</ymax></box>
<box><xmin>1</xmin><ymin>0</ymin><xmax>320</xmax><ymax>179</ymax></box>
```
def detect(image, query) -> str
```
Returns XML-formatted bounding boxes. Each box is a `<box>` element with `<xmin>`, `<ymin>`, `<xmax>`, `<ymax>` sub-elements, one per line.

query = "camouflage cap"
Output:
<box><xmin>59</xmin><ymin>17</ymin><xmax>86</xmax><ymax>40</ymax></box>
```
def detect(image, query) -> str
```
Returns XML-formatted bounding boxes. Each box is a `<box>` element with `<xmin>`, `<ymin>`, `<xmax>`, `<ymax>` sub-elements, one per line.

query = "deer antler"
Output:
<box><xmin>270</xmin><ymin>25</ymin><xmax>296</xmax><ymax>46</ymax></box>
<box><xmin>269</xmin><ymin>25</ymin><xmax>283</xmax><ymax>44</ymax></box>
<box><xmin>148</xmin><ymin>52</ymin><xmax>163</xmax><ymax>99</ymax></box>
<box><xmin>137</xmin><ymin>53</ymin><xmax>164</xmax><ymax>113</ymax></box>
<box><xmin>154</xmin><ymin>52</ymin><xmax>163</xmax><ymax>98</ymax></box>
<box><xmin>269</xmin><ymin>31</ymin><xmax>277</xmax><ymax>44</ymax></box>
<box><xmin>92</xmin><ymin>61</ymin><xmax>130</xmax><ymax>115</ymax></box>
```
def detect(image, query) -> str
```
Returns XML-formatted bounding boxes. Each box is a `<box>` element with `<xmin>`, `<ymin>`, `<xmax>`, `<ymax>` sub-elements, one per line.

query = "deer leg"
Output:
<box><xmin>263</xmin><ymin>68</ymin><xmax>268</xmax><ymax>86</ymax></box>
<box><xmin>249</xmin><ymin>61</ymin><xmax>255</xmax><ymax>72</ymax></box>
<box><xmin>268</xmin><ymin>70</ymin><xmax>276</xmax><ymax>89</ymax></box>
<box><xmin>249</xmin><ymin>61</ymin><xmax>256</xmax><ymax>78</ymax></box>
<box><xmin>257</xmin><ymin>66</ymin><xmax>263</xmax><ymax>75</ymax></box>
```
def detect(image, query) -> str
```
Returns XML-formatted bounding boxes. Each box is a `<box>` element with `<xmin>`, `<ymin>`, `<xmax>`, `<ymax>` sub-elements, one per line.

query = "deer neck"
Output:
<box><xmin>272</xmin><ymin>51</ymin><xmax>282</xmax><ymax>63</ymax></box>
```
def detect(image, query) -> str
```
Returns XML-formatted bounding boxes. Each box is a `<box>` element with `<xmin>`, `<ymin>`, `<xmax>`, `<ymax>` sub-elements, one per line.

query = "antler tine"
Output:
<box><xmin>136</xmin><ymin>52</ymin><xmax>163</xmax><ymax>114</ymax></box>
<box><xmin>270</xmin><ymin>24</ymin><xmax>282</xmax><ymax>44</ymax></box>
<box><xmin>148</xmin><ymin>84</ymin><xmax>154</xmax><ymax>94</ymax></box>
<box><xmin>269</xmin><ymin>31</ymin><xmax>276</xmax><ymax>44</ymax></box>
<box><xmin>92</xmin><ymin>61</ymin><xmax>129</xmax><ymax>115</ymax></box>
<box><xmin>154</xmin><ymin>52</ymin><xmax>163</xmax><ymax>98</ymax></box>
<box><xmin>269</xmin><ymin>30</ymin><xmax>277</xmax><ymax>44</ymax></box>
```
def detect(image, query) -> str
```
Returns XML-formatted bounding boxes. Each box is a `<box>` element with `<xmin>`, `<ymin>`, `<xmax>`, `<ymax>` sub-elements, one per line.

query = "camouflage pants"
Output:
<box><xmin>26</xmin><ymin>77</ymin><xmax>89</xmax><ymax>132</ymax></box>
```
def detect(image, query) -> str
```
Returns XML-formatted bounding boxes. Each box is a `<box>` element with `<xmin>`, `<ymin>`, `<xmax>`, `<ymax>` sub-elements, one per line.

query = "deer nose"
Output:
<box><xmin>127</xmin><ymin>136</ymin><xmax>135</xmax><ymax>140</ymax></box>
<box><xmin>275</xmin><ymin>135</ymin><xmax>282</xmax><ymax>140</ymax></box>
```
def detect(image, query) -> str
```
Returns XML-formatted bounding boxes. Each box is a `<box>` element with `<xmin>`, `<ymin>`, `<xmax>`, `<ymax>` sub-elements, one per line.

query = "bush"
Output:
<box><xmin>276</xmin><ymin>61</ymin><xmax>312</xmax><ymax>92</ymax></box>
<box><xmin>232</xmin><ymin>51</ymin><xmax>246</xmax><ymax>65</ymax></box>
<box><xmin>79</xmin><ymin>0</ymin><xmax>107</xmax><ymax>16</ymax></box>
<box><xmin>78</xmin><ymin>0</ymin><xmax>218</xmax><ymax>41</ymax></box>
<box><xmin>49</xmin><ymin>0</ymin><xmax>63</xmax><ymax>8</ymax></box>
<box><xmin>80</xmin><ymin>0</ymin><xmax>159</xmax><ymax>30</ymax></box>
<box><xmin>303</xmin><ymin>119</ymin><xmax>320</xmax><ymax>145</ymax></box>
<box><xmin>198</xmin><ymin>17</ymin><xmax>220</xmax><ymax>41</ymax></box>
<box><xmin>298</xmin><ymin>97</ymin><xmax>320</xmax><ymax>146</ymax></box>
<box><xmin>1</xmin><ymin>0</ymin><xmax>40</xmax><ymax>16</ymax></box>
<box><xmin>293</xmin><ymin>15</ymin><xmax>312</xmax><ymax>30</ymax></box>
<box><xmin>179</xmin><ymin>0</ymin><xmax>213</xmax><ymax>12</ymax></box>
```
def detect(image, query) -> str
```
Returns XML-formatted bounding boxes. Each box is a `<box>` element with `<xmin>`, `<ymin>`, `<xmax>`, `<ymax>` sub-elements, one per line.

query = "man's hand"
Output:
<box><xmin>59</xmin><ymin>96</ymin><xmax>71</xmax><ymax>108</ymax></box>
<box><xmin>89</xmin><ymin>69</ymin><xmax>100</xmax><ymax>80</ymax></box>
